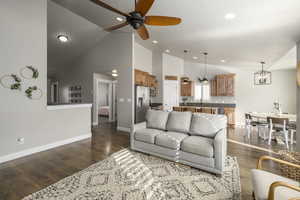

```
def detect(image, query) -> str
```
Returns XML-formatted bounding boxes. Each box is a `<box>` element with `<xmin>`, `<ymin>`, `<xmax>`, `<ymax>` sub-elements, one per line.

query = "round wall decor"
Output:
<box><xmin>25</xmin><ymin>86</ymin><xmax>43</xmax><ymax>100</ymax></box>
<box><xmin>20</xmin><ymin>66</ymin><xmax>39</xmax><ymax>79</ymax></box>
<box><xmin>0</xmin><ymin>74</ymin><xmax>22</xmax><ymax>90</ymax></box>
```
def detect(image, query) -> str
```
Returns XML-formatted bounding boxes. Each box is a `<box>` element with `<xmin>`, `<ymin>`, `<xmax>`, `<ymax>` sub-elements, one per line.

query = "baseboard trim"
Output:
<box><xmin>227</xmin><ymin>139</ymin><xmax>278</xmax><ymax>154</ymax></box>
<box><xmin>0</xmin><ymin>133</ymin><xmax>92</xmax><ymax>164</ymax></box>
<box><xmin>117</xmin><ymin>126</ymin><xmax>131</xmax><ymax>133</ymax></box>
<box><xmin>92</xmin><ymin>122</ymin><xmax>98</xmax><ymax>126</ymax></box>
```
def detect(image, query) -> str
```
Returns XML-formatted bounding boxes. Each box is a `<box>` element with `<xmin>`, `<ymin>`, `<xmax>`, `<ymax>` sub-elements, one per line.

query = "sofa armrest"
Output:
<box><xmin>131</xmin><ymin>122</ymin><xmax>147</xmax><ymax>148</ymax></box>
<box><xmin>214</xmin><ymin>128</ymin><xmax>227</xmax><ymax>172</ymax></box>
<box><xmin>133</xmin><ymin>122</ymin><xmax>147</xmax><ymax>132</ymax></box>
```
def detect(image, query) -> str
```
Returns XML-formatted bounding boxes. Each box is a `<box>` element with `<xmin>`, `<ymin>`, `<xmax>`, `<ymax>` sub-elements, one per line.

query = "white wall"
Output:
<box><xmin>162</xmin><ymin>53</ymin><xmax>184</xmax><ymax>77</ymax></box>
<box><xmin>162</xmin><ymin>53</ymin><xmax>184</xmax><ymax>107</ymax></box>
<box><xmin>134</xmin><ymin>42</ymin><xmax>152</xmax><ymax>73</ymax></box>
<box><xmin>56</xmin><ymin>32</ymin><xmax>134</xmax><ymax>130</ymax></box>
<box><xmin>151</xmin><ymin>48</ymin><xmax>164</xmax><ymax>103</ymax></box>
<box><xmin>0</xmin><ymin>0</ymin><xmax>91</xmax><ymax>159</ymax></box>
<box><xmin>184</xmin><ymin>62</ymin><xmax>297</xmax><ymax>125</ymax></box>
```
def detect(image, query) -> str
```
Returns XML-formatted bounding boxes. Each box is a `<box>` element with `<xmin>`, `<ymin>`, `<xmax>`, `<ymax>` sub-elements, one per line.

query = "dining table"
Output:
<box><xmin>247</xmin><ymin>112</ymin><xmax>297</xmax><ymax>123</ymax></box>
<box><xmin>247</xmin><ymin>112</ymin><xmax>297</xmax><ymax>145</ymax></box>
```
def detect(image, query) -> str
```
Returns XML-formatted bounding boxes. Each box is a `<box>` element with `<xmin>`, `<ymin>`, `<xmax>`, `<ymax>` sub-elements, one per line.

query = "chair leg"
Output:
<box><xmin>263</xmin><ymin>127</ymin><xmax>267</xmax><ymax>140</ymax></box>
<box><xmin>290</xmin><ymin>130</ymin><xmax>294</xmax><ymax>145</ymax></box>
<box><xmin>247</xmin><ymin>126</ymin><xmax>251</xmax><ymax>139</ymax></box>
<box><xmin>268</xmin><ymin>129</ymin><xmax>272</xmax><ymax>145</ymax></box>
<box><xmin>252</xmin><ymin>191</ymin><xmax>256</xmax><ymax>200</ymax></box>
<box><xmin>284</xmin><ymin>131</ymin><xmax>289</xmax><ymax>149</ymax></box>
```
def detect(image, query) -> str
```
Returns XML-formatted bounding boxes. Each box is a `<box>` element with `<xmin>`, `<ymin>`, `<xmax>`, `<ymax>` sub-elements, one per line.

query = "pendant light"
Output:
<box><xmin>199</xmin><ymin>52</ymin><xmax>209</xmax><ymax>85</ymax></box>
<box><xmin>182</xmin><ymin>50</ymin><xmax>189</xmax><ymax>85</ymax></box>
<box><xmin>254</xmin><ymin>61</ymin><xmax>272</xmax><ymax>85</ymax></box>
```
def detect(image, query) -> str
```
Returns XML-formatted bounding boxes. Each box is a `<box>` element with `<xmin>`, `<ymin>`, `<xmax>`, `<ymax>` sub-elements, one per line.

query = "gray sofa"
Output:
<box><xmin>131</xmin><ymin>110</ymin><xmax>227</xmax><ymax>175</ymax></box>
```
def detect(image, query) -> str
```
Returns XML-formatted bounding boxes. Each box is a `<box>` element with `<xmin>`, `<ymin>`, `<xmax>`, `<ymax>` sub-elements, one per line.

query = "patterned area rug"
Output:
<box><xmin>23</xmin><ymin>149</ymin><xmax>241</xmax><ymax>200</ymax></box>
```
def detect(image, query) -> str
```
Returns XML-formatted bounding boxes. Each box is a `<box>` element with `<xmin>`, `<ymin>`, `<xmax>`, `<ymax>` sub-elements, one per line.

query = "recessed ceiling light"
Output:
<box><xmin>221</xmin><ymin>59</ymin><xmax>226</xmax><ymax>63</ymax></box>
<box><xmin>116</xmin><ymin>17</ymin><xmax>124</xmax><ymax>22</ymax></box>
<box><xmin>193</xmin><ymin>56</ymin><xmax>198</xmax><ymax>60</ymax></box>
<box><xmin>57</xmin><ymin>35</ymin><xmax>69</xmax><ymax>43</ymax></box>
<box><xmin>225</xmin><ymin>13</ymin><xmax>236</xmax><ymax>20</ymax></box>
<box><xmin>112</xmin><ymin>69</ymin><xmax>117</xmax><ymax>73</ymax></box>
<box><xmin>152</xmin><ymin>40</ymin><xmax>158</xmax><ymax>44</ymax></box>
<box><xmin>165</xmin><ymin>49</ymin><xmax>170</xmax><ymax>53</ymax></box>
<box><xmin>112</xmin><ymin>73</ymin><xmax>118</xmax><ymax>77</ymax></box>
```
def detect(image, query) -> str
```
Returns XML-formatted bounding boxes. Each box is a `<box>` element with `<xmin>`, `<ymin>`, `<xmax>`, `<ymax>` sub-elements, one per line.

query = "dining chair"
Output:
<box><xmin>267</xmin><ymin>117</ymin><xmax>289</xmax><ymax>149</ymax></box>
<box><xmin>185</xmin><ymin>107</ymin><xmax>196</xmax><ymax>113</ymax></box>
<box><xmin>245</xmin><ymin>113</ymin><xmax>268</xmax><ymax>140</ymax></box>
<box><xmin>288</xmin><ymin>122</ymin><xmax>296</xmax><ymax>145</ymax></box>
<box><xmin>245</xmin><ymin>113</ymin><xmax>257</xmax><ymax>139</ymax></box>
<box><xmin>201</xmin><ymin>107</ymin><xmax>212</xmax><ymax>114</ymax></box>
<box><xmin>173</xmin><ymin>106</ymin><xmax>182</xmax><ymax>112</ymax></box>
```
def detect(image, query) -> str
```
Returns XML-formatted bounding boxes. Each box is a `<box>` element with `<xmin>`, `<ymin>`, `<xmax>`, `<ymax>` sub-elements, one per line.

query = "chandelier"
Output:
<box><xmin>254</xmin><ymin>61</ymin><xmax>272</xmax><ymax>85</ymax></box>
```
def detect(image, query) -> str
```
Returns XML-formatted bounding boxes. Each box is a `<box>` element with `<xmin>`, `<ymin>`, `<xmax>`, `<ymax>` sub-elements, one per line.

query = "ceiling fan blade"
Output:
<box><xmin>136</xmin><ymin>25</ymin><xmax>149</xmax><ymax>40</ymax></box>
<box><xmin>90</xmin><ymin>0</ymin><xmax>129</xmax><ymax>17</ymax></box>
<box><xmin>145</xmin><ymin>16</ymin><xmax>182</xmax><ymax>26</ymax></box>
<box><xmin>135</xmin><ymin>0</ymin><xmax>154</xmax><ymax>16</ymax></box>
<box><xmin>105</xmin><ymin>22</ymin><xmax>129</xmax><ymax>32</ymax></box>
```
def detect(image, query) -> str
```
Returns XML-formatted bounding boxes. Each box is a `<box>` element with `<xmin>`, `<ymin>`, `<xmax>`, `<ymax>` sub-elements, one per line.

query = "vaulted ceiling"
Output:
<box><xmin>47</xmin><ymin>0</ymin><xmax>107</xmax><ymax>77</ymax></box>
<box><xmin>50</xmin><ymin>0</ymin><xmax>300</xmax><ymax>69</ymax></box>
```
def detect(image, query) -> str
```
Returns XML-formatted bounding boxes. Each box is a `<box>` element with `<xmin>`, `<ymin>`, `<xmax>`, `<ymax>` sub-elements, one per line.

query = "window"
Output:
<box><xmin>194</xmin><ymin>83</ymin><xmax>210</xmax><ymax>101</ymax></box>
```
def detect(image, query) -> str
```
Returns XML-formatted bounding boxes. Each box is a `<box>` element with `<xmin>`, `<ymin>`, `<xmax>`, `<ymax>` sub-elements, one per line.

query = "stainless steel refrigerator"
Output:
<box><xmin>135</xmin><ymin>86</ymin><xmax>150</xmax><ymax>123</ymax></box>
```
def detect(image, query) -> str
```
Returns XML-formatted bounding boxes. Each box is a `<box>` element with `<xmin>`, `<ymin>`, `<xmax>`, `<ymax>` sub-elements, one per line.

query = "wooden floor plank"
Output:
<box><xmin>0</xmin><ymin>123</ymin><xmax>291</xmax><ymax>200</ymax></box>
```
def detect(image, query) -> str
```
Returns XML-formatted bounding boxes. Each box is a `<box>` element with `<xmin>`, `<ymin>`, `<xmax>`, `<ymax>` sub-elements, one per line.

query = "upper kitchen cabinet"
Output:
<box><xmin>210</xmin><ymin>79</ymin><xmax>218</xmax><ymax>96</ymax></box>
<box><xmin>211</xmin><ymin>74</ymin><xmax>235</xmax><ymax>96</ymax></box>
<box><xmin>134</xmin><ymin>69</ymin><xmax>157</xmax><ymax>88</ymax></box>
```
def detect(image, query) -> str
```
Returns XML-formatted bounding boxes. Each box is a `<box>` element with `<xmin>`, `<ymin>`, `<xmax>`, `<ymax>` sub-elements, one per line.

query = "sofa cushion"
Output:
<box><xmin>181</xmin><ymin>136</ymin><xmax>214</xmax><ymax>158</ymax></box>
<box><xmin>155</xmin><ymin>132</ymin><xmax>188</xmax><ymax>150</ymax></box>
<box><xmin>251</xmin><ymin>169</ymin><xmax>299</xmax><ymax>200</ymax></box>
<box><xmin>146</xmin><ymin>110</ymin><xmax>169</xmax><ymax>130</ymax></box>
<box><xmin>135</xmin><ymin>128</ymin><xmax>164</xmax><ymax>144</ymax></box>
<box><xmin>166</xmin><ymin>111</ymin><xmax>192</xmax><ymax>133</ymax></box>
<box><xmin>189</xmin><ymin>113</ymin><xmax>227</xmax><ymax>138</ymax></box>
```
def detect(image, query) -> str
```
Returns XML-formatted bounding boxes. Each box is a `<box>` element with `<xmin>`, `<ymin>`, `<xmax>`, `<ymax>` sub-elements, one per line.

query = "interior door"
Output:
<box><xmin>164</xmin><ymin>80</ymin><xmax>179</xmax><ymax>111</ymax></box>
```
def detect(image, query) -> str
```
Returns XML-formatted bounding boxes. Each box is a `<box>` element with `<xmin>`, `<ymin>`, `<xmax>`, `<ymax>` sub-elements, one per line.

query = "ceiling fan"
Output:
<box><xmin>90</xmin><ymin>0</ymin><xmax>182</xmax><ymax>40</ymax></box>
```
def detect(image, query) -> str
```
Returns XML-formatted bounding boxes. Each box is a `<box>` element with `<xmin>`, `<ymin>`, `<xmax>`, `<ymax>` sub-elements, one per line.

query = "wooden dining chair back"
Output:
<box><xmin>267</xmin><ymin>117</ymin><xmax>289</xmax><ymax>126</ymax></box>
<box><xmin>201</xmin><ymin>107</ymin><xmax>212</xmax><ymax>114</ymax></box>
<box><xmin>173</xmin><ymin>107</ymin><xmax>182</xmax><ymax>112</ymax></box>
<box><xmin>245</xmin><ymin>113</ymin><xmax>253</xmax><ymax>120</ymax></box>
<box><xmin>185</xmin><ymin>107</ymin><xmax>196</xmax><ymax>113</ymax></box>
<box><xmin>267</xmin><ymin>117</ymin><xmax>290</xmax><ymax>149</ymax></box>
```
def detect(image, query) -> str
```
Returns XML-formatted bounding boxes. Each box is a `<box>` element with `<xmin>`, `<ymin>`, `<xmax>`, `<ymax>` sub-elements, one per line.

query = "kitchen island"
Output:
<box><xmin>176</xmin><ymin>102</ymin><xmax>236</xmax><ymax>127</ymax></box>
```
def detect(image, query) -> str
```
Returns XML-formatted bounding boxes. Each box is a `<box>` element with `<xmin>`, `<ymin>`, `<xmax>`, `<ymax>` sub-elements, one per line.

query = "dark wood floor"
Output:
<box><xmin>0</xmin><ymin>122</ymin><xmax>290</xmax><ymax>200</ymax></box>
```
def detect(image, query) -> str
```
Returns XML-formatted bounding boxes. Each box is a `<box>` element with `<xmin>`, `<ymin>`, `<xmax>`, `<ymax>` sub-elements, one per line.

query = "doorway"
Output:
<box><xmin>93</xmin><ymin>74</ymin><xmax>117</xmax><ymax>126</ymax></box>
<box><xmin>163</xmin><ymin>80</ymin><xmax>179</xmax><ymax>111</ymax></box>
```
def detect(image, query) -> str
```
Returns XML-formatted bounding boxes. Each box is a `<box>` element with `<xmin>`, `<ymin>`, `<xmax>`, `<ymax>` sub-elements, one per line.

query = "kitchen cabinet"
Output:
<box><xmin>180</xmin><ymin>77</ymin><xmax>194</xmax><ymax>97</ymax></box>
<box><xmin>224</xmin><ymin>107</ymin><xmax>235</xmax><ymax>126</ymax></box>
<box><xmin>211</xmin><ymin>74</ymin><xmax>235</xmax><ymax>96</ymax></box>
<box><xmin>225</xmin><ymin>74</ymin><xmax>235</xmax><ymax>96</ymax></box>
<box><xmin>134</xmin><ymin>69</ymin><xmax>157</xmax><ymax>88</ymax></box>
<box><xmin>135</xmin><ymin>69</ymin><xmax>147</xmax><ymax>86</ymax></box>
<box><xmin>210</xmin><ymin>79</ymin><xmax>217</xmax><ymax>96</ymax></box>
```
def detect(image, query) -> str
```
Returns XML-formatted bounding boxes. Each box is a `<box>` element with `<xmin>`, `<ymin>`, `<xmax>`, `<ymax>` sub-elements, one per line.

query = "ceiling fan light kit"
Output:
<box><xmin>90</xmin><ymin>0</ymin><xmax>182</xmax><ymax>40</ymax></box>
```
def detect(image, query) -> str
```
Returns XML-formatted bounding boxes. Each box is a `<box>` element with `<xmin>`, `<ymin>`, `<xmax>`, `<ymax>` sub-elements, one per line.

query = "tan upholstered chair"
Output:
<box><xmin>251</xmin><ymin>156</ymin><xmax>300</xmax><ymax>200</ymax></box>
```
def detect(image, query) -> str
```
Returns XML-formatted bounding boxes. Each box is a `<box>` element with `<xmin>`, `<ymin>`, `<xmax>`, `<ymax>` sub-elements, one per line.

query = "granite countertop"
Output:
<box><xmin>180</xmin><ymin>102</ymin><xmax>236</xmax><ymax>108</ymax></box>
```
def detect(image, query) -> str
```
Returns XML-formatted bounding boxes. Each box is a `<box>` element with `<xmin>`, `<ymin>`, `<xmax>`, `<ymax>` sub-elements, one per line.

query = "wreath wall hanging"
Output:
<box><xmin>0</xmin><ymin>66</ymin><xmax>42</xmax><ymax>100</ymax></box>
